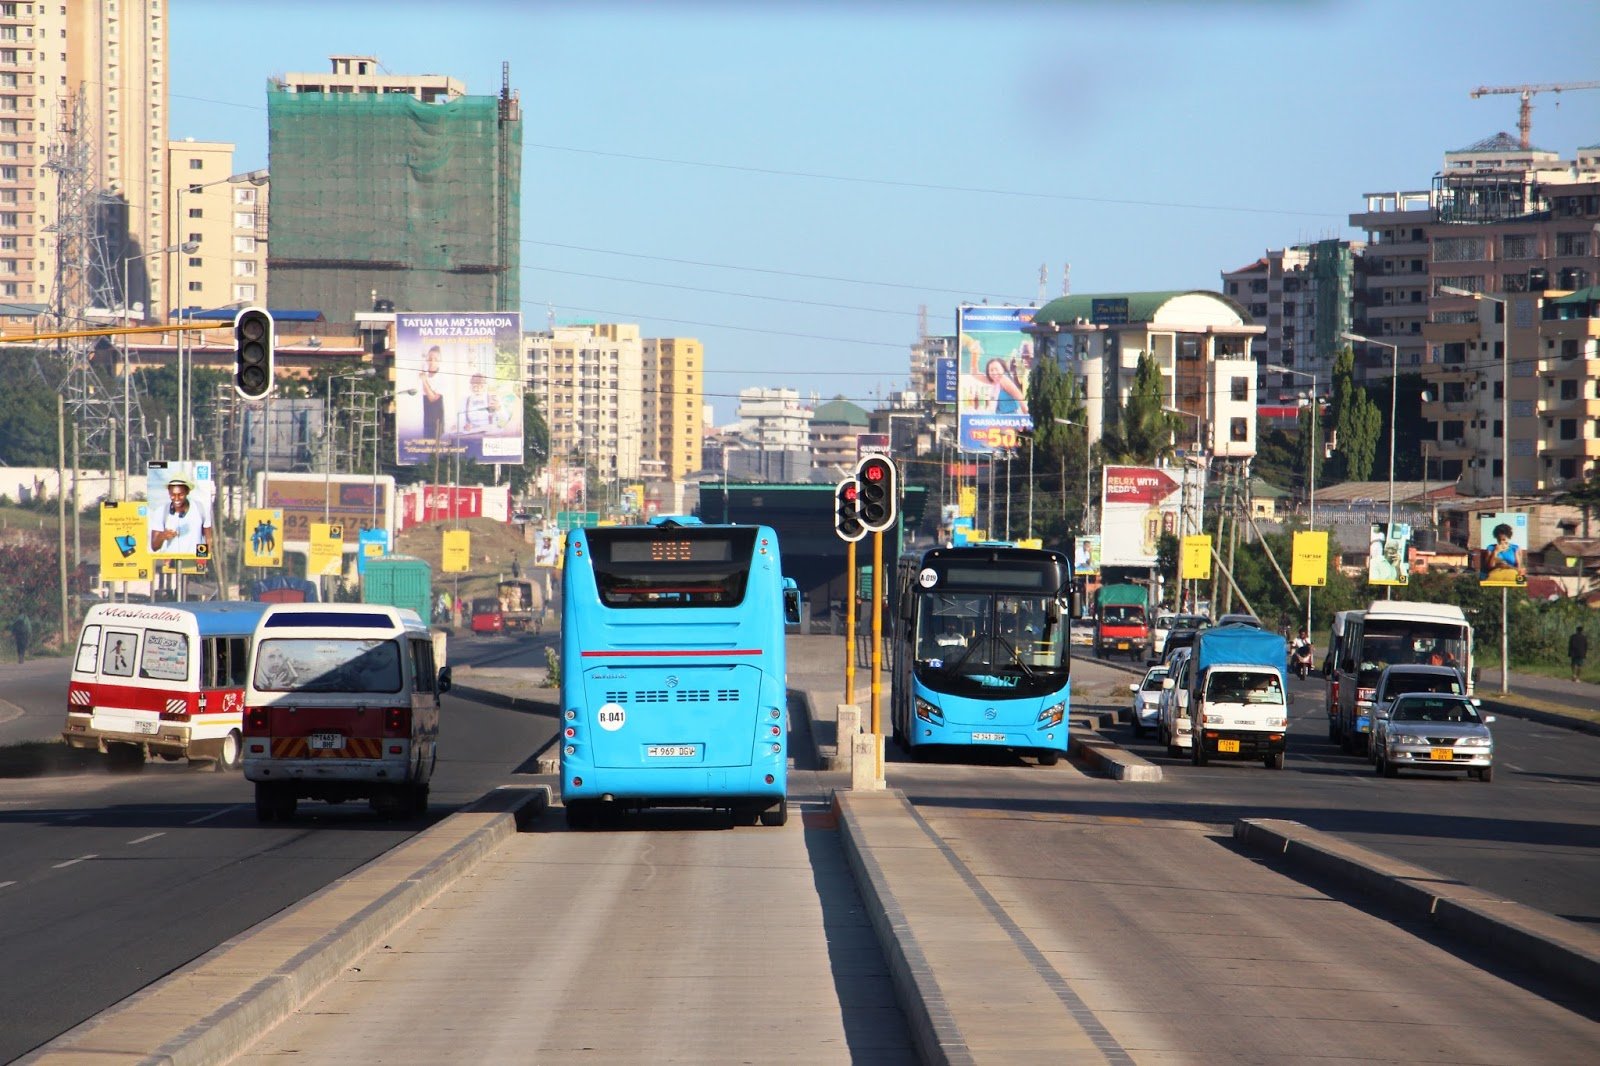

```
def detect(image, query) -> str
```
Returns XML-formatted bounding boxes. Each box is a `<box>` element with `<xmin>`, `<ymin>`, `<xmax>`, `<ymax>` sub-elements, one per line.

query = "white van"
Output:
<box><xmin>64</xmin><ymin>601</ymin><xmax>270</xmax><ymax>771</ymax></box>
<box><xmin>242</xmin><ymin>604</ymin><xmax>450</xmax><ymax>821</ymax></box>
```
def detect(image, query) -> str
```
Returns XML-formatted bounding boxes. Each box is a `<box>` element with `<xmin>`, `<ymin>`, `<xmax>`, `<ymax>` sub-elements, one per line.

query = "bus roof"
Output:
<box><xmin>1362</xmin><ymin>601</ymin><xmax>1467</xmax><ymax>625</ymax></box>
<box><xmin>260</xmin><ymin>603</ymin><xmax>427</xmax><ymax>635</ymax></box>
<box><xmin>83</xmin><ymin>600</ymin><xmax>272</xmax><ymax>635</ymax></box>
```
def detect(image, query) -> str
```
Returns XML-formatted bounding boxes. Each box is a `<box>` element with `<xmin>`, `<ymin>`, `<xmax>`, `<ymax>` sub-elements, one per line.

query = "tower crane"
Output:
<box><xmin>1470</xmin><ymin>81</ymin><xmax>1600</xmax><ymax>149</ymax></box>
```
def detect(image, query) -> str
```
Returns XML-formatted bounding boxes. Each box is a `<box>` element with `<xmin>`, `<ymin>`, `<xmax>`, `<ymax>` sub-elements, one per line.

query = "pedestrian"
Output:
<box><xmin>511</xmin><ymin>552</ymin><xmax>522</xmax><ymax>580</ymax></box>
<box><xmin>10</xmin><ymin>613</ymin><xmax>31</xmax><ymax>663</ymax></box>
<box><xmin>1569</xmin><ymin>625</ymin><xmax>1588</xmax><ymax>682</ymax></box>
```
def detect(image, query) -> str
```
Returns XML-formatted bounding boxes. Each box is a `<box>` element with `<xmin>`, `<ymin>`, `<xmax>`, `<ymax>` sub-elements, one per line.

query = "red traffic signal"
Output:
<box><xmin>834</xmin><ymin>478</ymin><xmax>865</xmax><ymax>542</ymax></box>
<box><xmin>855</xmin><ymin>455</ymin><xmax>897</xmax><ymax>533</ymax></box>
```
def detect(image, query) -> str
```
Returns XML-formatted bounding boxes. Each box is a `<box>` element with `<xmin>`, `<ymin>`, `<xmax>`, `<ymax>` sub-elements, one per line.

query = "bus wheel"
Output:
<box><xmin>759</xmin><ymin>797</ymin><xmax>788</xmax><ymax>827</ymax></box>
<box><xmin>211</xmin><ymin>730</ymin><xmax>243</xmax><ymax>772</ymax></box>
<box><xmin>565</xmin><ymin>800</ymin><xmax>598</xmax><ymax>830</ymax></box>
<box><xmin>730</xmin><ymin>804</ymin><xmax>760</xmax><ymax>827</ymax></box>
<box><xmin>409</xmin><ymin>784</ymin><xmax>430</xmax><ymax>817</ymax></box>
<box><xmin>106</xmin><ymin>742</ymin><xmax>145</xmax><ymax>773</ymax></box>
<box><xmin>1037</xmin><ymin>750</ymin><xmax>1061</xmax><ymax>767</ymax></box>
<box><xmin>255</xmin><ymin>783</ymin><xmax>295</xmax><ymax>822</ymax></box>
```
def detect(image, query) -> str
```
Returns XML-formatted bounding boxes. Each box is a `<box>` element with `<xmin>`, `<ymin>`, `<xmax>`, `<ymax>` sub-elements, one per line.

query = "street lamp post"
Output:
<box><xmin>1441</xmin><ymin>285</ymin><xmax>1510</xmax><ymax>695</ymax></box>
<box><xmin>173</xmin><ymin>168</ymin><xmax>269</xmax><ymax>462</ymax></box>
<box><xmin>1266</xmin><ymin>365</ymin><xmax>1318</xmax><ymax>633</ymax></box>
<box><xmin>1052</xmin><ymin>417</ymin><xmax>1092</xmax><ymax>534</ymax></box>
<box><xmin>120</xmin><ymin>241</ymin><xmax>197</xmax><ymax>497</ymax></box>
<box><xmin>1341</xmin><ymin>332</ymin><xmax>1401</xmax><ymax>528</ymax></box>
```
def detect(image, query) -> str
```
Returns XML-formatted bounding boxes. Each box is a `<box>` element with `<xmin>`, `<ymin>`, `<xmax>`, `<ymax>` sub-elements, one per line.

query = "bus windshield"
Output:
<box><xmin>914</xmin><ymin>591</ymin><xmax>1066</xmax><ymax>697</ymax></box>
<box><xmin>254</xmin><ymin>637</ymin><xmax>402</xmax><ymax>694</ymax></box>
<box><xmin>1359</xmin><ymin>621</ymin><xmax>1467</xmax><ymax>684</ymax></box>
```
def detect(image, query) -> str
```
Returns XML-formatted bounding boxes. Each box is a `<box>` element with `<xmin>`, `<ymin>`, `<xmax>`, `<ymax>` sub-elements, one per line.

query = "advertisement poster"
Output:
<box><xmin>394</xmin><ymin>311</ymin><xmax>525</xmax><ymax>466</ymax></box>
<box><xmin>146</xmin><ymin>460</ymin><xmax>215</xmax><ymax>567</ymax></box>
<box><xmin>935</xmin><ymin>356</ymin><xmax>958</xmax><ymax>404</ymax></box>
<box><xmin>1291</xmin><ymin>530</ymin><xmax>1329</xmax><ymax>587</ymax></box>
<box><xmin>100</xmin><ymin>501</ymin><xmax>151</xmax><ymax>582</ymax></box>
<box><xmin>1099</xmin><ymin>465</ymin><xmax>1206</xmax><ymax>568</ymax></box>
<box><xmin>244</xmin><ymin>508</ymin><xmax>284</xmax><ymax>568</ymax></box>
<box><xmin>357</xmin><ymin>528</ymin><xmax>390</xmax><ymax>575</ymax></box>
<box><xmin>1367</xmin><ymin>522</ymin><xmax>1412</xmax><ymax>586</ymax></box>
<box><xmin>1074</xmin><ymin>535</ymin><xmax>1102</xmax><ymax>575</ymax></box>
<box><xmin>308</xmin><ymin>523</ymin><xmax>344</xmax><ymax>578</ymax></box>
<box><xmin>1180</xmin><ymin>534</ymin><xmax>1212</xmax><ymax>580</ymax></box>
<box><xmin>956</xmin><ymin>305</ymin><xmax>1034</xmax><ymax>453</ymax></box>
<box><xmin>442</xmin><ymin>529</ymin><xmax>471</xmax><ymax>573</ymax></box>
<box><xmin>257</xmin><ymin>474</ymin><xmax>393</xmax><ymax>552</ymax></box>
<box><xmin>1476</xmin><ymin>511</ymin><xmax>1529</xmax><ymax>586</ymax></box>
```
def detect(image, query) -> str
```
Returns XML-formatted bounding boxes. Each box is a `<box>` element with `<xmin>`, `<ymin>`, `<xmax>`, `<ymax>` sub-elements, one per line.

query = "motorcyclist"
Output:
<box><xmin>1291</xmin><ymin>629</ymin><xmax>1314</xmax><ymax>676</ymax></box>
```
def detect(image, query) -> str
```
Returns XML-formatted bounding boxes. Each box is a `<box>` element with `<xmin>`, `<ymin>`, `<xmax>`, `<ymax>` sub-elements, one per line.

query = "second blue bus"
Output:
<box><xmin>559</xmin><ymin>521</ymin><xmax>789</xmax><ymax>828</ymax></box>
<box><xmin>890</xmin><ymin>544</ymin><xmax>1076</xmax><ymax>764</ymax></box>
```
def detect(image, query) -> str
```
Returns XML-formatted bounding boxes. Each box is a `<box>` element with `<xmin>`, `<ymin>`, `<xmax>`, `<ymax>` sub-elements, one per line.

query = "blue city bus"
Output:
<box><xmin>890</xmin><ymin>544</ymin><xmax>1076</xmax><ymax>764</ymax></box>
<box><xmin>559</xmin><ymin>521</ymin><xmax>789</xmax><ymax>828</ymax></box>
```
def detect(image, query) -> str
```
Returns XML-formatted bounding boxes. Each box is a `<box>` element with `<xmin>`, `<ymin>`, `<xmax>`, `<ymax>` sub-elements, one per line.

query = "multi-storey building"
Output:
<box><xmin>641</xmin><ymin>336</ymin><xmax>703</xmax><ymax>482</ymax></box>
<box><xmin>1417</xmin><ymin>137</ymin><xmax>1600</xmax><ymax>496</ymax></box>
<box><xmin>528</xmin><ymin>323</ymin><xmax>644</xmax><ymax>488</ymax></box>
<box><xmin>0</xmin><ymin>1</ymin><xmax>167</xmax><ymax>313</ymax></box>
<box><xmin>1348</xmin><ymin>188</ymin><xmax>1434</xmax><ymax>373</ymax></box>
<box><xmin>267</xmin><ymin>54</ymin><xmax>520</xmax><ymax>324</ymax></box>
<box><xmin>810</xmin><ymin>397</ymin><xmax>869</xmax><ymax>476</ymax></box>
<box><xmin>165</xmin><ymin>140</ymin><xmax>268</xmax><ymax>313</ymax></box>
<box><xmin>1223</xmin><ymin>241</ymin><xmax>1363</xmax><ymax>403</ymax></box>
<box><xmin>726</xmin><ymin>387</ymin><xmax>812</xmax><ymax>481</ymax></box>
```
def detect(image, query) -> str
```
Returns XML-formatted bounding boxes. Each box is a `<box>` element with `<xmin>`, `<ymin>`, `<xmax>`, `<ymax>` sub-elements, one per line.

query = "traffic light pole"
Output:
<box><xmin>871</xmin><ymin>529</ymin><xmax>884</xmax><ymax>785</ymax></box>
<box><xmin>844</xmin><ymin>538</ymin><xmax>856</xmax><ymax>706</ymax></box>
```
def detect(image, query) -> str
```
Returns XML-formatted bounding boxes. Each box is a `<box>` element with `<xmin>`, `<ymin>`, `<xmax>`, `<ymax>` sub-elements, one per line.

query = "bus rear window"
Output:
<box><xmin>585</xmin><ymin>528</ymin><xmax>756</xmax><ymax>608</ymax></box>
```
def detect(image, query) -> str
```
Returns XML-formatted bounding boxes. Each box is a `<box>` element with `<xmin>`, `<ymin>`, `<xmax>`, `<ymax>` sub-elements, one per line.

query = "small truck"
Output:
<box><xmin>1184</xmin><ymin>624</ymin><xmax>1290</xmax><ymax>770</ymax></box>
<box><xmin>1094</xmin><ymin>583</ymin><xmax>1150</xmax><ymax>661</ymax></box>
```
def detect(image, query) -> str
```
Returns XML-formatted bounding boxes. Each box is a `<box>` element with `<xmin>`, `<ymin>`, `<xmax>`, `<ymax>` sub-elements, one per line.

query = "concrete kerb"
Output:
<box><xmin>22</xmin><ymin>786</ymin><xmax>548</xmax><ymax>1066</ymax></box>
<box><xmin>1071</xmin><ymin>729</ymin><xmax>1163</xmax><ymax>782</ymax></box>
<box><xmin>1234</xmin><ymin>817</ymin><xmax>1600</xmax><ymax>997</ymax></box>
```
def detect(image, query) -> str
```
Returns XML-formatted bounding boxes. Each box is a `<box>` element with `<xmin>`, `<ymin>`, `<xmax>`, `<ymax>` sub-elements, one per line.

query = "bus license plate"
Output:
<box><xmin>1429</xmin><ymin>748</ymin><xmax>1454</xmax><ymax>761</ymax></box>
<box><xmin>134</xmin><ymin>719</ymin><xmax>158</xmax><ymax>735</ymax></box>
<box><xmin>971</xmin><ymin>732</ymin><xmax>1006</xmax><ymax>742</ymax></box>
<box><xmin>1218</xmin><ymin>739</ymin><xmax>1240</xmax><ymax>753</ymax></box>
<box><xmin>647</xmin><ymin>745</ymin><xmax>698</xmax><ymax>758</ymax></box>
<box><xmin>309</xmin><ymin>732</ymin><xmax>345</xmax><ymax>750</ymax></box>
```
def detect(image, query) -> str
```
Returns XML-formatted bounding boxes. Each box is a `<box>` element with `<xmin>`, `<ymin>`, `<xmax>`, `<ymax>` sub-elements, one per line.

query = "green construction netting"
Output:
<box><xmin>267</xmin><ymin>84</ymin><xmax>521</xmax><ymax>319</ymax></box>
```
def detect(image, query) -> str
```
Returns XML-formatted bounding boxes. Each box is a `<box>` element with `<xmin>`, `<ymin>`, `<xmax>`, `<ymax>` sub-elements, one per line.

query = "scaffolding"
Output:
<box><xmin>266</xmin><ymin>72</ymin><xmax>522</xmax><ymax>321</ymax></box>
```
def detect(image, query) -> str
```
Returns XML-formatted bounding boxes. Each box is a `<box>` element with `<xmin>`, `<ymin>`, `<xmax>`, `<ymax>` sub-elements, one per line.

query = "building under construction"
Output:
<box><xmin>266</xmin><ymin>55</ymin><xmax>522</xmax><ymax>325</ymax></box>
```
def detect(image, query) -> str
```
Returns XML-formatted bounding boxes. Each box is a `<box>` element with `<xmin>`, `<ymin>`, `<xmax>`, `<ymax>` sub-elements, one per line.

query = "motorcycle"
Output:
<box><xmin>1291</xmin><ymin>642</ymin><xmax>1314</xmax><ymax>680</ymax></box>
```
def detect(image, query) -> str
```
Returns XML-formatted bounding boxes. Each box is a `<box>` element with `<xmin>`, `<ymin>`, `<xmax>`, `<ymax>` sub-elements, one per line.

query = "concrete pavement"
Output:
<box><xmin>19</xmin><ymin>632</ymin><xmax>1600</xmax><ymax>1064</ymax></box>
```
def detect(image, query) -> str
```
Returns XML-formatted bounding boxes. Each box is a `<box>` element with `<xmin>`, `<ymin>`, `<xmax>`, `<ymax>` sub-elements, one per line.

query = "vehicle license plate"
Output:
<box><xmin>1116</xmin><ymin>641</ymin><xmax>1130</xmax><ymax>650</ymax></box>
<box><xmin>971</xmin><ymin>731</ymin><xmax>1006</xmax><ymax>742</ymax></box>
<box><xmin>1218</xmin><ymin>739</ymin><xmax>1240</xmax><ymax>753</ymax></box>
<box><xmin>647</xmin><ymin>745</ymin><xmax>698</xmax><ymax>758</ymax></box>
<box><xmin>134</xmin><ymin>719</ymin><xmax>158</xmax><ymax>735</ymax></box>
<box><xmin>1428</xmin><ymin>748</ymin><xmax>1454</xmax><ymax>761</ymax></box>
<box><xmin>309</xmin><ymin>732</ymin><xmax>345</xmax><ymax>750</ymax></box>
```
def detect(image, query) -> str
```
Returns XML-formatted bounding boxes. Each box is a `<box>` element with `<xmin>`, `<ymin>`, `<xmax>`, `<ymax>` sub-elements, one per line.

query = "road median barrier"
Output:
<box><xmin>1071</xmin><ymin>729</ymin><xmax>1162</xmax><ymax>782</ymax></box>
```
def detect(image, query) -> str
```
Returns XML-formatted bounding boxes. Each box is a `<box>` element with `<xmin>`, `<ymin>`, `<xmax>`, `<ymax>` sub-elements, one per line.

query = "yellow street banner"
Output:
<box><xmin>308</xmin><ymin>522</ymin><xmax>344</xmax><ymax>577</ymax></box>
<box><xmin>442</xmin><ymin>529</ymin><xmax>471</xmax><ymax>573</ymax></box>
<box><xmin>958</xmin><ymin>485</ymin><xmax>976</xmax><ymax>518</ymax></box>
<box><xmin>244</xmin><ymin>508</ymin><xmax>284</xmax><ymax>568</ymax></box>
<box><xmin>100</xmin><ymin>501</ymin><xmax>152</xmax><ymax>582</ymax></box>
<box><xmin>1180</xmin><ymin>534</ymin><xmax>1212</xmax><ymax>580</ymax></box>
<box><xmin>1014</xmin><ymin>537</ymin><xmax>1043</xmax><ymax>550</ymax></box>
<box><xmin>1292</xmin><ymin>530</ymin><xmax>1329</xmax><ymax>587</ymax></box>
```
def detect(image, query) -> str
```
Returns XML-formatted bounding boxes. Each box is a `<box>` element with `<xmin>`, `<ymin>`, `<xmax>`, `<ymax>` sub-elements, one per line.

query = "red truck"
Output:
<box><xmin>1094</xmin><ymin>583</ymin><xmax>1151</xmax><ymax>661</ymax></box>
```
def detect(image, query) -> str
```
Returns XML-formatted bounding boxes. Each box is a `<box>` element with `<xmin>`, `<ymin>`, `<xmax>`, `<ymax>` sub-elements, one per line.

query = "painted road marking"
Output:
<box><xmin>127</xmin><ymin>832</ymin><xmax>166</xmax><ymax>845</ymax></box>
<box><xmin>187</xmin><ymin>805</ymin><xmax>243</xmax><ymax>826</ymax></box>
<box><xmin>53</xmin><ymin>854</ymin><xmax>97</xmax><ymax>868</ymax></box>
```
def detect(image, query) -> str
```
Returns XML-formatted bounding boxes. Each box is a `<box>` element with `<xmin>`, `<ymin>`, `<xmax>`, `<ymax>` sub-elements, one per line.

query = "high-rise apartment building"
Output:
<box><xmin>528</xmin><ymin>323</ymin><xmax>644</xmax><ymax>487</ymax></box>
<box><xmin>267</xmin><ymin>55</ymin><xmax>520</xmax><ymax>324</ymax></box>
<box><xmin>641</xmin><ymin>337</ymin><xmax>703</xmax><ymax>482</ymax></box>
<box><xmin>0</xmin><ymin>1</ymin><xmax>167</xmax><ymax>314</ymax></box>
<box><xmin>1223</xmin><ymin>241</ymin><xmax>1362</xmax><ymax>404</ymax></box>
<box><xmin>165</xmin><ymin>140</ymin><xmax>268</xmax><ymax>313</ymax></box>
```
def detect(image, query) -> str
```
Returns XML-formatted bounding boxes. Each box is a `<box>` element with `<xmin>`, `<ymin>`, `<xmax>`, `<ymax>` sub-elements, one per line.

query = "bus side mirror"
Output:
<box><xmin>437</xmin><ymin>665</ymin><xmax>452</xmax><ymax>693</ymax></box>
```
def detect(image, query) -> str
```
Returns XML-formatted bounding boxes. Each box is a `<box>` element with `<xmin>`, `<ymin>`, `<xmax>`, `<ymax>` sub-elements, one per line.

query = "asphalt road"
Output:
<box><xmin>0</xmin><ymin>646</ymin><xmax>558</xmax><ymax>1064</ymax></box>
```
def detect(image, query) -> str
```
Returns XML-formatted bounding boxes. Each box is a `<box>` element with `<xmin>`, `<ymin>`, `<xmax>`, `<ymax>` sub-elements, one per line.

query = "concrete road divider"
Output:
<box><xmin>1235</xmin><ymin>817</ymin><xmax>1600</xmax><ymax>997</ymax></box>
<box><xmin>1071</xmin><ymin>730</ymin><xmax>1163</xmax><ymax>782</ymax></box>
<box><xmin>22</xmin><ymin>786</ymin><xmax>547</xmax><ymax>1066</ymax></box>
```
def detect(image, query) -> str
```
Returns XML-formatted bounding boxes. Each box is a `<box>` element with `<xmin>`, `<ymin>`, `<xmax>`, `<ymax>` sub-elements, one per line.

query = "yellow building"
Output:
<box><xmin>643</xmin><ymin>337</ymin><xmax>703</xmax><ymax>482</ymax></box>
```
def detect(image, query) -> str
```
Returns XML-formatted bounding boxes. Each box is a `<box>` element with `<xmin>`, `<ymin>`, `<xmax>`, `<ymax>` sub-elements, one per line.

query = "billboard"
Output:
<box><xmin>1099</xmin><ymin>465</ymin><xmax>1205</xmax><ymax>568</ymax></box>
<box><xmin>244</xmin><ymin>508</ymin><xmax>284</xmax><ymax>568</ymax></box>
<box><xmin>1476</xmin><ymin>511</ymin><xmax>1529</xmax><ymax>586</ymax></box>
<box><xmin>1073</xmin><ymin>535</ymin><xmax>1102</xmax><ymax>575</ymax></box>
<box><xmin>146</xmin><ymin>460</ymin><xmax>216</xmax><ymax>568</ymax></box>
<box><xmin>1180</xmin><ymin>534</ymin><xmax>1212</xmax><ymax>580</ymax></box>
<box><xmin>256</xmin><ymin>473</ymin><xmax>394</xmax><ymax>552</ymax></box>
<box><xmin>956</xmin><ymin>305</ymin><xmax>1034</xmax><ymax>453</ymax></box>
<box><xmin>395</xmin><ymin>312</ymin><xmax>524</xmax><ymax>466</ymax></box>
<box><xmin>100</xmin><ymin>501</ymin><xmax>152</xmax><ymax>582</ymax></box>
<box><xmin>1367</xmin><ymin>522</ymin><xmax>1412</xmax><ymax>586</ymax></box>
<box><xmin>1291</xmin><ymin>530</ymin><xmax>1329</xmax><ymax>587</ymax></box>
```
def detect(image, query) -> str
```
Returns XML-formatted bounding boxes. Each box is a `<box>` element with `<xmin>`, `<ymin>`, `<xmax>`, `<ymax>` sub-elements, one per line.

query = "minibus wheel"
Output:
<box><xmin>210</xmin><ymin>730</ymin><xmax>242</xmax><ymax>772</ymax></box>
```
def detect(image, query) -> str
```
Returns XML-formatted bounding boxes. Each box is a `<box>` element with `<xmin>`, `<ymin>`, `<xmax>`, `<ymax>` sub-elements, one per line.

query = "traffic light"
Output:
<box><xmin>233</xmin><ymin>307</ymin><xmax>275</xmax><ymax>400</ymax></box>
<box><xmin>834</xmin><ymin>478</ymin><xmax>865</xmax><ymax>542</ymax></box>
<box><xmin>855</xmin><ymin>455</ymin><xmax>898</xmax><ymax>533</ymax></box>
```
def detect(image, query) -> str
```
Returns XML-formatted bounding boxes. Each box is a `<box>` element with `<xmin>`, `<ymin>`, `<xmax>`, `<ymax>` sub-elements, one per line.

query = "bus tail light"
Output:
<box><xmin>244</xmin><ymin>707</ymin><xmax>270</xmax><ymax>735</ymax></box>
<box><xmin>383</xmin><ymin>707</ymin><xmax>411</xmax><ymax>736</ymax></box>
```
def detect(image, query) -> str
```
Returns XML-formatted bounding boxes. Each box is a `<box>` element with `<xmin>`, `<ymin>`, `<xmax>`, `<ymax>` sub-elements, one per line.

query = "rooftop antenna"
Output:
<box><xmin>1038</xmin><ymin>263</ymin><xmax>1047</xmax><ymax>304</ymax></box>
<box><xmin>1063</xmin><ymin>262</ymin><xmax>1071</xmax><ymax>297</ymax></box>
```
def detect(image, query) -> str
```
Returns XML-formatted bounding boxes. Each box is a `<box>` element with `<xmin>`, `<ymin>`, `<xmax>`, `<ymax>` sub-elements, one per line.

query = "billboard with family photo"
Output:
<box><xmin>956</xmin><ymin>305</ymin><xmax>1034</xmax><ymax>453</ymax></box>
<box><xmin>395</xmin><ymin>312</ymin><xmax>525</xmax><ymax>466</ymax></box>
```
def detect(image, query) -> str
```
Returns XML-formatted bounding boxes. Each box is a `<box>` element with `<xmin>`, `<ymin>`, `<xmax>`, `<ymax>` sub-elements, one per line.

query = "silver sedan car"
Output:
<box><xmin>1373</xmin><ymin>693</ymin><xmax>1495</xmax><ymax>782</ymax></box>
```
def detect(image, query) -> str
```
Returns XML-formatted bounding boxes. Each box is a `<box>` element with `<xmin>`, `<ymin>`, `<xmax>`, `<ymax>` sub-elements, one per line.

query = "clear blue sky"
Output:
<box><xmin>171</xmin><ymin>0</ymin><xmax>1600</xmax><ymax>423</ymax></box>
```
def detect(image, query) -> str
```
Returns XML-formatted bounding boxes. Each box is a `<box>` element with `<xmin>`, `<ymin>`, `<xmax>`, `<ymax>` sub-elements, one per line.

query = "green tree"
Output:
<box><xmin>1103</xmin><ymin>353</ymin><xmax>1179</xmax><ymax>464</ymax></box>
<box><xmin>1555</xmin><ymin>474</ymin><xmax>1600</xmax><ymax>538</ymax></box>
<box><xmin>1027</xmin><ymin>354</ymin><xmax>1089</xmax><ymax>532</ymax></box>
<box><xmin>1325</xmin><ymin>347</ymin><xmax>1380</xmax><ymax>482</ymax></box>
<box><xmin>0</xmin><ymin>349</ymin><xmax>65</xmax><ymax>467</ymax></box>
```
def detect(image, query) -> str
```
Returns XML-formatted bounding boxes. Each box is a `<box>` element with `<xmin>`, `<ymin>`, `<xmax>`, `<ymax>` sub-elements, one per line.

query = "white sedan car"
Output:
<box><xmin>1373</xmin><ymin>693</ymin><xmax>1495</xmax><ymax>782</ymax></box>
<box><xmin>1128</xmin><ymin>664</ymin><xmax>1169</xmax><ymax>738</ymax></box>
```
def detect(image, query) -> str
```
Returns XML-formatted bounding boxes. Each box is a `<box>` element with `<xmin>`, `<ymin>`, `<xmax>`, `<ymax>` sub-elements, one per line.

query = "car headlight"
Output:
<box><xmin>1457</xmin><ymin>736</ymin><xmax>1492</xmax><ymax>748</ymax></box>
